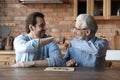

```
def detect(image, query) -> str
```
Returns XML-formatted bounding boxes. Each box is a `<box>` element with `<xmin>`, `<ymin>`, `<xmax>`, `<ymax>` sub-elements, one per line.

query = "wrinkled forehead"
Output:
<box><xmin>75</xmin><ymin>21</ymin><xmax>83</xmax><ymax>29</ymax></box>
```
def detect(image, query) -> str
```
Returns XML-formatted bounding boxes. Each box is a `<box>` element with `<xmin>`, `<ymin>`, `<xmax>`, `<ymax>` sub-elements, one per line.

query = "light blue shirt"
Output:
<box><xmin>63</xmin><ymin>37</ymin><xmax>109</xmax><ymax>67</ymax></box>
<box><xmin>14</xmin><ymin>34</ymin><xmax>63</xmax><ymax>67</ymax></box>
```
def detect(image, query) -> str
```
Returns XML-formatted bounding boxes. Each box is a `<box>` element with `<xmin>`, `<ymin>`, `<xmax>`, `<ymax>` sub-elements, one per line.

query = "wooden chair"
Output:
<box><xmin>105</xmin><ymin>31</ymin><xmax>120</xmax><ymax>67</ymax></box>
<box><xmin>105</xmin><ymin>50</ymin><xmax>120</xmax><ymax>68</ymax></box>
<box><xmin>111</xmin><ymin>30</ymin><xmax>120</xmax><ymax>50</ymax></box>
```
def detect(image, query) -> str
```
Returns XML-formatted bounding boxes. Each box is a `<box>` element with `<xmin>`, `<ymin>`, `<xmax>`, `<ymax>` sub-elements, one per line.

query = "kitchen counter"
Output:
<box><xmin>0</xmin><ymin>50</ymin><xmax>15</xmax><ymax>54</ymax></box>
<box><xmin>0</xmin><ymin>50</ymin><xmax>15</xmax><ymax>67</ymax></box>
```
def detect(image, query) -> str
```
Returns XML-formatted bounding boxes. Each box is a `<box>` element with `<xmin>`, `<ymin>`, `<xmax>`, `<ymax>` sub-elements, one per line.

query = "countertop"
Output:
<box><xmin>0</xmin><ymin>50</ymin><xmax>15</xmax><ymax>54</ymax></box>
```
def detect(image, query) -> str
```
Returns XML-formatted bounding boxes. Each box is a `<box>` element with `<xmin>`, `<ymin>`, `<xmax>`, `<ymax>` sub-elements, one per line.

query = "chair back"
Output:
<box><xmin>105</xmin><ymin>50</ymin><xmax>120</xmax><ymax>67</ymax></box>
<box><xmin>111</xmin><ymin>31</ymin><xmax>120</xmax><ymax>50</ymax></box>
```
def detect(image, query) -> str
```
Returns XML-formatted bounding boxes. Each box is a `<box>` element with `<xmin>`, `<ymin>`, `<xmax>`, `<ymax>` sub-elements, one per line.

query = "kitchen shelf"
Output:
<box><xmin>74</xmin><ymin>0</ymin><xmax>120</xmax><ymax>20</ymax></box>
<box><xmin>19</xmin><ymin>0</ymin><xmax>63</xmax><ymax>4</ymax></box>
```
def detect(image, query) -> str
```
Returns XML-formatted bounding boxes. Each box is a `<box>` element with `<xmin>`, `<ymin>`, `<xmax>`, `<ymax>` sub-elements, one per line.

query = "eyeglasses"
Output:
<box><xmin>74</xmin><ymin>27</ymin><xmax>88</xmax><ymax>31</ymax></box>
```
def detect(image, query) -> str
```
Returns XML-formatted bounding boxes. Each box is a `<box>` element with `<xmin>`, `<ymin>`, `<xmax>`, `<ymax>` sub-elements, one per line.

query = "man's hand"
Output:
<box><xmin>11</xmin><ymin>61</ymin><xmax>35</xmax><ymax>68</ymax></box>
<box><xmin>11</xmin><ymin>62</ymin><xmax>24</xmax><ymax>68</ymax></box>
<box><xmin>66</xmin><ymin>59</ymin><xmax>77</xmax><ymax>67</ymax></box>
<box><xmin>55</xmin><ymin>37</ymin><xmax>71</xmax><ymax>49</ymax></box>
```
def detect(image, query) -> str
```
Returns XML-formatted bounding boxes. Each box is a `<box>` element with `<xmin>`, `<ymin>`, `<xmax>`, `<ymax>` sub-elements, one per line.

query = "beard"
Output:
<box><xmin>76</xmin><ymin>34</ymin><xmax>86</xmax><ymax>40</ymax></box>
<box><xmin>77</xmin><ymin>36</ymin><xmax>85</xmax><ymax>40</ymax></box>
<box><xmin>37</xmin><ymin>30</ymin><xmax>46</xmax><ymax>38</ymax></box>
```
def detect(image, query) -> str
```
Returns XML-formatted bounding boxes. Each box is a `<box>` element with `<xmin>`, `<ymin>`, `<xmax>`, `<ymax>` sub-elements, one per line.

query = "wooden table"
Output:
<box><xmin>0</xmin><ymin>67</ymin><xmax>120</xmax><ymax>80</ymax></box>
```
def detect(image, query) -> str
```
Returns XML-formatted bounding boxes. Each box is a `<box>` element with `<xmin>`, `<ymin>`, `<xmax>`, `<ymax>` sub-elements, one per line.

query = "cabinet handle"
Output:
<box><xmin>4</xmin><ymin>62</ymin><xmax>7</xmax><ymax>65</ymax></box>
<box><xmin>6</xmin><ymin>57</ymin><xmax>10</xmax><ymax>59</ymax></box>
<box><xmin>4</xmin><ymin>62</ymin><xmax>9</xmax><ymax>65</ymax></box>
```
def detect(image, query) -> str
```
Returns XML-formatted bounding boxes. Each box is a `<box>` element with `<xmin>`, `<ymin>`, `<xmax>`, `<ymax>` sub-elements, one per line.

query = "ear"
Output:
<box><xmin>85</xmin><ymin>29</ymin><xmax>91</xmax><ymax>36</ymax></box>
<box><xmin>29</xmin><ymin>24</ymin><xmax>34</xmax><ymax>31</ymax></box>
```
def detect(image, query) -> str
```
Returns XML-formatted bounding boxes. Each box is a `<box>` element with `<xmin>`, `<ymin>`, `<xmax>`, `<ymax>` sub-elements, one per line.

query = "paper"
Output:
<box><xmin>44</xmin><ymin>67</ymin><xmax>74</xmax><ymax>71</ymax></box>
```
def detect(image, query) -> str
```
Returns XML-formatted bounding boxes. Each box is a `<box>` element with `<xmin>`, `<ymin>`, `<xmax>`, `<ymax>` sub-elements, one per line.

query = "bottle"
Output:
<box><xmin>5</xmin><ymin>36</ymin><xmax>13</xmax><ymax>50</ymax></box>
<box><xmin>117</xmin><ymin>8</ymin><xmax>120</xmax><ymax>16</ymax></box>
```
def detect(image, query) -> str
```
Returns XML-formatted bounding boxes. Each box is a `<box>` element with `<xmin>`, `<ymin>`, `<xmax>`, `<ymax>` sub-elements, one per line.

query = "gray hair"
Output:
<box><xmin>76</xmin><ymin>14</ymin><xmax>98</xmax><ymax>37</ymax></box>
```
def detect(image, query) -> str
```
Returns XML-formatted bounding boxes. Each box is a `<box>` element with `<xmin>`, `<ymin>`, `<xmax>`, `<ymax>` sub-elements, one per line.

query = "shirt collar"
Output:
<box><xmin>27</xmin><ymin>34</ymin><xmax>32</xmax><ymax>40</ymax></box>
<box><xmin>88</xmin><ymin>36</ymin><xmax>97</xmax><ymax>43</ymax></box>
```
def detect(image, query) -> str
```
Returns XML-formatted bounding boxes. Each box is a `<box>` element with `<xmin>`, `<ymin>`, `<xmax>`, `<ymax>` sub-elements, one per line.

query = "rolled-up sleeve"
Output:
<box><xmin>14</xmin><ymin>35</ymin><xmax>39</xmax><ymax>53</ymax></box>
<box><xmin>94</xmin><ymin>39</ymin><xmax>109</xmax><ymax>57</ymax></box>
<box><xmin>63</xmin><ymin>48</ymin><xmax>70</xmax><ymax>63</ymax></box>
<box><xmin>63</xmin><ymin>38</ymin><xmax>109</xmax><ymax>67</ymax></box>
<box><xmin>46</xmin><ymin>42</ymin><xmax>63</xmax><ymax>67</ymax></box>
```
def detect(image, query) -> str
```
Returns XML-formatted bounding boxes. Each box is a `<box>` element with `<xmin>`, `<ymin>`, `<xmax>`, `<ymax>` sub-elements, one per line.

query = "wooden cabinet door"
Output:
<box><xmin>0</xmin><ymin>54</ymin><xmax>15</xmax><ymax>67</ymax></box>
<box><xmin>74</xmin><ymin>0</ymin><xmax>107</xmax><ymax>20</ymax></box>
<box><xmin>74</xmin><ymin>0</ymin><xmax>120</xmax><ymax>20</ymax></box>
<box><xmin>74</xmin><ymin>0</ymin><xmax>91</xmax><ymax>18</ymax></box>
<box><xmin>91</xmin><ymin>0</ymin><xmax>107</xmax><ymax>20</ymax></box>
<box><xmin>107</xmin><ymin>0</ymin><xmax>120</xmax><ymax>19</ymax></box>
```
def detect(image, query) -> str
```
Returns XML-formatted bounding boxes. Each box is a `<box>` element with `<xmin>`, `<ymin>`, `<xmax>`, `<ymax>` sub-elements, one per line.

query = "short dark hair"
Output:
<box><xmin>25</xmin><ymin>12</ymin><xmax>44</xmax><ymax>33</ymax></box>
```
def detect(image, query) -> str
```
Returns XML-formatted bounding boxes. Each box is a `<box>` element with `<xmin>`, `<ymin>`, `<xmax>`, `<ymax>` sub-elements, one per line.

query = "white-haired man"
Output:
<box><xmin>63</xmin><ymin>14</ymin><xmax>109</xmax><ymax>67</ymax></box>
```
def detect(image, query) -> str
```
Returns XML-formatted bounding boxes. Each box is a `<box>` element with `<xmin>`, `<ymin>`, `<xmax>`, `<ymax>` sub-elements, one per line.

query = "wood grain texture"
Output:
<box><xmin>0</xmin><ymin>67</ymin><xmax>120</xmax><ymax>80</ymax></box>
<box><xmin>111</xmin><ymin>31</ymin><xmax>120</xmax><ymax>50</ymax></box>
<box><xmin>0</xmin><ymin>50</ymin><xmax>15</xmax><ymax>67</ymax></box>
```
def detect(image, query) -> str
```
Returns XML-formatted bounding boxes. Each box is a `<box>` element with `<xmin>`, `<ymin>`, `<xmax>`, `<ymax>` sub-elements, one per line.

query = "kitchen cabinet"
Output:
<box><xmin>19</xmin><ymin>0</ymin><xmax>63</xmax><ymax>4</ymax></box>
<box><xmin>91</xmin><ymin>0</ymin><xmax>107</xmax><ymax>19</ymax></box>
<box><xmin>107</xmin><ymin>0</ymin><xmax>120</xmax><ymax>19</ymax></box>
<box><xmin>0</xmin><ymin>50</ymin><xmax>15</xmax><ymax>67</ymax></box>
<box><xmin>74</xmin><ymin>0</ymin><xmax>120</xmax><ymax>20</ymax></box>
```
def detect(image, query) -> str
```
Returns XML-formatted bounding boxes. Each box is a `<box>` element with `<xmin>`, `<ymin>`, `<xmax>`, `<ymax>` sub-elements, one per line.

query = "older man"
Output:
<box><xmin>63</xmin><ymin>14</ymin><xmax>109</xmax><ymax>67</ymax></box>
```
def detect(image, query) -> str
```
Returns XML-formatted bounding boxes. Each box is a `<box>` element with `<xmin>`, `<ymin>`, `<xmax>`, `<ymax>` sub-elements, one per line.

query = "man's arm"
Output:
<box><xmin>38</xmin><ymin>37</ymin><xmax>54</xmax><ymax>48</ymax></box>
<box><xmin>14</xmin><ymin>35</ymin><xmax>54</xmax><ymax>53</ymax></box>
<box><xmin>12</xmin><ymin>42</ymin><xmax>63</xmax><ymax>67</ymax></box>
<box><xmin>11</xmin><ymin>60</ymin><xmax>48</xmax><ymax>67</ymax></box>
<box><xmin>66</xmin><ymin>59</ymin><xmax>77</xmax><ymax>67</ymax></box>
<box><xmin>47</xmin><ymin>42</ymin><xmax>63</xmax><ymax>67</ymax></box>
<box><xmin>14</xmin><ymin>35</ymin><xmax>39</xmax><ymax>53</ymax></box>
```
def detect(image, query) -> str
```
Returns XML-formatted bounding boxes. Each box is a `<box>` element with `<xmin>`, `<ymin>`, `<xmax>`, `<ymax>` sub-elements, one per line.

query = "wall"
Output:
<box><xmin>0</xmin><ymin>0</ymin><xmax>120</xmax><ymax>47</ymax></box>
<box><xmin>0</xmin><ymin>0</ymin><xmax>74</xmax><ymax>40</ymax></box>
<box><xmin>96</xmin><ymin>20</ymin><xmax>120</xmax><ymax>46</ymax></box>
